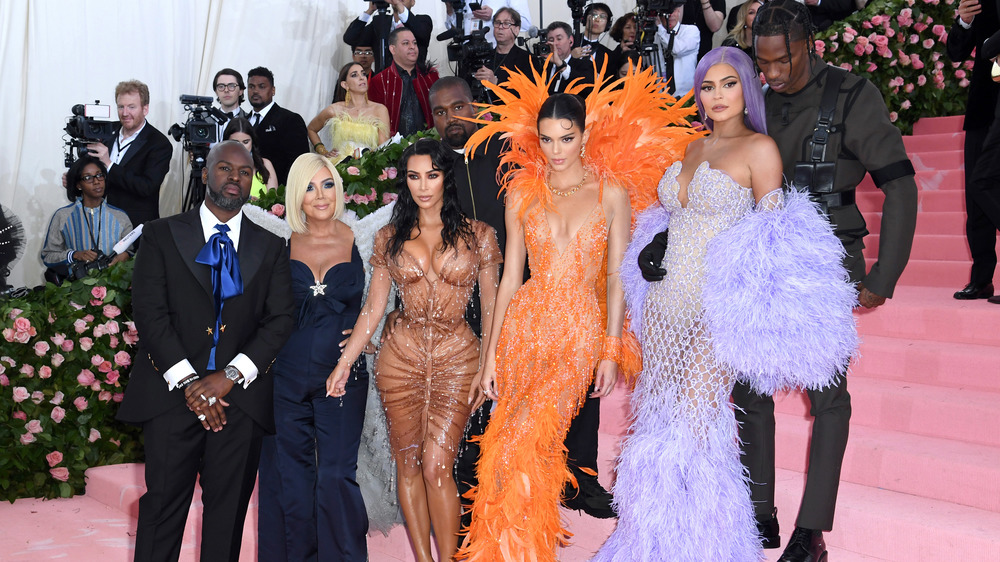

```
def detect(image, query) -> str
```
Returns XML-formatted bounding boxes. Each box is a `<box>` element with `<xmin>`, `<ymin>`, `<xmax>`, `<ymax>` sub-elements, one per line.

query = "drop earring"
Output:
<box><xmin>744</xmin><ymin>107</ymin><xmax>749</xmax><ymax>115</ymax></box>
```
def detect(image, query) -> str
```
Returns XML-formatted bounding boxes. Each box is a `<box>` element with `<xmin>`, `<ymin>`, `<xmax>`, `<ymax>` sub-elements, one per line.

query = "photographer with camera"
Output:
<box><xmin>655</xmin><ymin>3</ymin><xmax>700</xmax><ymax>96</ymax></box>
<box><xmin>545</xmin><ymin>21</ymin><xmax>595</xmax><ymax>94</ymax></box>
<box><xmin>42</xmin><ymin>156</ymin><xmax>132</xmax><ymax>283</ymax></box>
<box><xmin>445</xmin><ymin>0</ymin><xmax>533</xmax><ymax>46</ymax></box>
<box><xmin>85</xmin><ymin>80</ymin><xmax>172</xmax><ymax>227</ymax></box>
<box><xmin>471</xmin><ymin>7</ymin><xmax>533</xmax><ymax>93</ymax></box>
<box><xmin>572</xmin><ymin>3</ymin><xmax>615</xmax><ymax>71</ymax></box>
<box><xmin>344</xmin><ymin>1</ymin><xmax>432</xmax><ymax>74</ymax></box>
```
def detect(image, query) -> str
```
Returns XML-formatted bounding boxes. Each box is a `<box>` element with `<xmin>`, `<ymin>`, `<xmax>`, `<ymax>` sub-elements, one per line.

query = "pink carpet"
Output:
<box><xmin>3</xmin><ymin>115</ymin><xmax>998</xmax><ymax>561</ymax></box>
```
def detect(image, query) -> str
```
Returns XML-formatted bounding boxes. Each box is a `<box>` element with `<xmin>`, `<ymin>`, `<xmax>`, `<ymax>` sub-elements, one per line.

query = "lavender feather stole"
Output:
<box><xmin>620</xmin><ymin>203</ymin><xmax>670</xmax><ymax>339</ymax></box>
<box><xmin>702</xmin><ymin>189</ymin><xmax>859</xmax><ymax>395</ymax></box>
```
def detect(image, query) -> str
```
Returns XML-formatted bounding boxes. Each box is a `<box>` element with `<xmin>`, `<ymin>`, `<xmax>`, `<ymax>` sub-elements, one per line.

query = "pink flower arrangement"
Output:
<box><xmin>49</xmin><ymin>467</ymin><xmax>69</xmax><ymax>482</ymax></box>
<box><xmin>46</xmin><ymin>451</ymin><xmax>63</xmax><ymax>467</ymax></box>
<box><xmin>4</xmin><ymin>316</ymin><xmax>37</xmax><ymax>343</ymax></box>
<box><xmin>270</xmin><ymin>203</ymin><xmax>285</xmax><ymax>217</ymax></box>
<box><xmin>51</xmin><ymin>407</ymin><xmax>66</xmax><ymax>423</ymax></box>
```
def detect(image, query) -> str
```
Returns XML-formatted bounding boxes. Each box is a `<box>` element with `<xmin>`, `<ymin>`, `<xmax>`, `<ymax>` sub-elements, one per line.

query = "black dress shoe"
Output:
<box><xmin>988</xmin><ymin>295</ymin><xmax>1000</xmax><ymax>305</ymax></box>
<box><xmin>778</xmin><ymin>527</ymin><xmax>827</xmax><ymax>562</ymax></box>
<box><xmin>757</xmin><ymin>508</ymin><xmax>781</xmax><ymax>549</ymax></box>
<box><xmin>954</xmin><ymin>282</ymin><xmax>994</xmax><ymax>300</ymax></box>
<box><xmin>561</xmin><ymin>471</ymin><xmax>617</xmax><ymax>519</ymax></box>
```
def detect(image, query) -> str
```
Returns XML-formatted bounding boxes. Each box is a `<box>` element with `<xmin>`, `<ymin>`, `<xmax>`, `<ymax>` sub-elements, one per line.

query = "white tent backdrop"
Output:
<box><xmin>0</xmin><ymin>0</ymin><xmax>685</xmax><ymax>287</ymax></box>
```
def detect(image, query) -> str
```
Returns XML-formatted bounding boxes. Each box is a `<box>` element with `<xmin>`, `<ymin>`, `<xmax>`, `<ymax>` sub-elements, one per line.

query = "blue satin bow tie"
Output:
<box><xmin>196</xmin><ymin>223</ymin><xmax>243</xmax><ymax>369</ymax></box>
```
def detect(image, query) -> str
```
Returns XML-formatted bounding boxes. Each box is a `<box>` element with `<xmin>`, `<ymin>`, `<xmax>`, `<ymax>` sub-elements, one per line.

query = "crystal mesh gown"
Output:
<box><xmin>595</xmin><ymin>161</ymin><xmax>763</xmax><ymax>561</ymax></box>
<box><xmin>458</xmin><ymin>199</ymin><xmax>609</xmax><ymax>561</ymax></box>
<box><xmin>369</xmin><ymin>221</ymin><xmax>502</xmax><ymax>471</ymax></box>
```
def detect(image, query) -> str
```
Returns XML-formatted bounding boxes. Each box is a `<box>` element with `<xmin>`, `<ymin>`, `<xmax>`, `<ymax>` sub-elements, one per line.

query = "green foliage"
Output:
<box><xmin>0</xmin><ymin>262</ymin><xmax>143</xmax><ymax>501</ymax></box>
<box><xmin>815</xmin><ymin>0</ymin><xmax>969</xmax><ymax>135</ymax></box>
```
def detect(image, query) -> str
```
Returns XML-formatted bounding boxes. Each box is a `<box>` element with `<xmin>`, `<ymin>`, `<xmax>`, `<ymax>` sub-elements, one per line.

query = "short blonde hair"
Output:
<box><xmin>285</xmin><ymin>153</ymin><xmax>345</xmax><ymax>234</ymax></box>
<box><xmin>115</xmin><ymin>79</ymin><xmax>150</xmax><ymax>107</ymax></box>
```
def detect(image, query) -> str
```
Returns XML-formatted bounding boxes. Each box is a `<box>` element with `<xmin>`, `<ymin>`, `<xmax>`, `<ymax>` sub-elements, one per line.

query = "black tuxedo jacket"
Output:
<box><xmin>117</xmin><ymin>208</ymin><xmax>295</xmax><ymax>433</ymax></box>
<box><xmin>252</xmin><ymin>103</ymin><xmax>309</xmax><ymax>186</ymax></box>
<box><xmin>343</xmin><ymin>12</ymin><xmax>433</xmax><ymax>73</ymax></box>
<box><xmin>101</xmin><ymin>123</ymin><xmax>172</xmax><ymax>227</ymax></box>
<box><xmin>948</xmin><ymin>3</ymin><xmax>1000</xmax><ymax>128</ymax></box>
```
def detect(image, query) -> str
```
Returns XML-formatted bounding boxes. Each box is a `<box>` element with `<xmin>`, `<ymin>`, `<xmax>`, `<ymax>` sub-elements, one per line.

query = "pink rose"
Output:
<box><xmin>889</xmin><ymin>111</ymin><xmax>898</xmax><ymax>122</ymax></box>
<box><xmin>270</xmin><ymin>204</ymin><xmax>285</xmax><ymax>217</ymax></box>
<box><xmin>103</xmin><ymin>321</ymin><xmax>119</xmax><ymax>335</ymax></box>
<box><xmin>48</xmin><ymin>312</ymin><xmax>56</xmax><ymax>324</ymax></box>
<box><xmin>382</xmin><ymin>192</ymin><xmax>398</xmax><ymax>205</ymax></box>
<box><xmin>31</xmin><ymin>391</ymin><xmax>44</xmax><ymax>404</ymax></box>
<box><xmin>51</xmin><ymin>353</ymin><xmax>64</xmax><ymax>367</ymax></box>
<box><xmin>46</xmin><ymin>451</ymin><xmax>63</xmax><ymax>467</ymax></box>
<box><xmin>9</xmin><ymin>308</ymin><xmax>22</xmax><ymax>319</ymax></box>
<box><xmin>897</xmin><ymin>9</ymin><xmax>913</xmax><ymax>26</ymax></box>
<box><xmin>51</xmin><ymin>406</ymin><xmax>66</xmax><ymax>424</ymax></box>
<box><xmin>98</xmin><ymin>361</ymin><xmax>113</xmax><ymax>374</ymax></box>
<box><xmin>50</xmin><ymin>333</ymin><xmax>66</xmax><ymax>347</ymax></box>
<box><xmin>20</xmin><ymin>364</ymin><xmax>35</xmax><ymax>378</ymax></box>
<box><xmin>12</xmin><ymin>386</ymin><xmax>29</xmax><ymax>402</ymax></box>
<box><xmin>872</xmin><ymin>34</ymin><xmax>889</xmax><ymax>49</ymax></box>
<box><xmin>73</xmin><ymin>319</ymin><xmax>88</xmax><ymax>334</ymax></box>
<box><xmin>913</xmin><ymin>22</ymin><xmax>928</xmax><ymax>32</ymax></box>
<box><xmin>99</xmin><ymin>390</ymin><xmax>112</xmax><ymax>402</ymax></box>
<box><xmin>917</xmin><ymin>75</ymin><xmax>927</xmax><ymax>86</ymax></box>
<box><xmin>13</xmin><ymin>317</ymin><xmax>32</xmax><ymax>332</ymax></box>
<box><xmin>0</xmin><ymin>374</ymin><xmax>8</xmax><ymax>386</ymax></box>
<box><xmin>106</xmin><ymin>371</ymin><xmax>120</xmax><ymax>385</ymax></box>
<box><xmin>103</xmin><ymin>305</ymin><xmax>121</xmax><ymax>319</ymax></box>
<box><xmin>39</xmin><ymin>366</ymin><xmax>52</xmax><ymax>379</ymax></box>
<box><xmin>91</xmin><ymin>354</ymin><xmax>105</xmax><ymax>367</ymax></box>
<box><xmin>49</xmin><ymin>467</ymin><xmax>69</xmax><ymax>482</ymax></box>
<box><xmin>80</xmin><ymin>337</ymin><xmax>93</xmax><ymax>351</ymax></box>
<box><xmin>912</xmin><ymin>58</ymin><xmax>925</xmax><ymax>70</ymax></box>
<box><xmin>114</xmin><ymin>351</ymin><xmax>132</xmax><ymax>367</ymax></box>
<box><xmin>83</xmin><ymin>314</ymin><xmax>94</xmax><ymax>322</ymax></box>
<box><xmin>108</xmin><ymin>335</ymin><xmax>119</xmax><ymax>348</ymax></box>
<box><xmin>73</xmin><ymin>396</ymin><xmax>89</xmax><ymax>411</ymax></box>
<box><xmin>2</xmin><ymin>356</ymin><xmax>15</xmax><ymax>367</ymax></box>
<box><xmin>814</xmin><ymin>40</ymin><xmax>825</xmax><ymax>56</ymax></box>
<box><xmin>77</xmin><ymin>369</ymin><xmax>96</xmax><ymax>386</ymax></box>
<box><xmin>866</xmin><ymin>62</ymin><xmax>878</xmax><ymax>72</ymax></box>
<box><xmin>12</xmin><ymin>410</ymin><xmax>27</xmax><ymax>421</ymax></box>
<box><xmin>482</xmin><ymin>112</ymin><xmax>494</xmax><ymax>122</ymax></box>
<box><xmin>932</xmin><ymin>24</ymin><xmax>946</xmax><ymax>36</ymax></box>
<box><xmin>123</xmin><ymin>328</ymin><xmax>138</xmax><ymax>346</ymax></box>
<box><xmin>901</xmin><ymin>99</ymin><xmax>912</xmax><ymax>109</ymax></box>
<box><xmin>61</xmin><ymin>339</ymin><xmax>74</xmax><ymax>352</ymax></box>
<box><xmin>843</xmin><ymin>31</ymin><xmax>856</xmax><ymax>42</ymax></box>
<box><xmin>922</xmin><ymin>38</ymin><xmax>934</xmax><ymax>49</ymax></box>
<box><xmin>91</xmin><ymin>286</ymin><xmax>107</xmax><ymax>301</ymax></box>
<box><xmin>13</xmin><ymin>330</ymin><xmax>30</xmax><ymax>344</ymax></box>
<box><xmin>347</xmin><ymin>166</ymin><xmax>361</xmax><ymax>176</ymax></box>
<box><xmin>839</xmin><ymin>63</ymin><xmax>853</xmax><ymax>71</ymax></box>
<box><xmin>386</xmin><ymin>167</ymin><xmax>397</xmax><ymax>179</ymax></box>
<box><xmin>909</xmin><ymin>34</ymin><xmax>919</xmax><ymax>44</ymax></box>
<box><xmin>960</xmin><ymin>78</ymin><xmax>970</xmax><ymax>88</ymax></box>
<box><xmin>877</xmin><ymin>46</ymin><xmax>892</xmax><ymax>58</ymax></box>
<box><xmin>955</xmin><ymin>70</ymin><xmax>966</xmax><ymax>80</ymax></box>
<box><xmin>20</xmin><ymin>432</ymin><xmax>36</xmax><ymax>445</ymax></box>
<box><xmin>862</xmin><ymin>20</ymin><xmax>873</xmax><ymax>29</ymax></box>
<box><xmin>69</xmin><ymin>302</ymin><xmax>84</xmax><ymax>310</ymax></box>
<box><xmin>90</xmin><ymin>381</ymin><xmax>102</xmax><ymax>391</ymax></box>
<box><xmin>2</xmin><ymin>328</ymin><xmax>14</xmax><ymax>343</ymax></box>
<box><xmin>113</xmin><ymin>393</ymin><xmax>124</xmax><ymax>403</ymax></box>
<box><xmin>51</xmin><ymin>391</ymin><xmax>64</xmax><ymax>404</ymax></box>
<box><xmin>853</xmin><ymin>43</ymin><xmax>865</xmax><ymax>56</ymax></box>
<box><xmin>829</xmin><ymin>41</ymin><xmax>839</xmax><ymax>53</ymax></box>
<box><xmin>88</xmin><ymin>428</ymin><xmax>101</xmax><ymax>442</ymax></box>
<box><xmin>25</xmin><ymin>419</ymin><xmax>43</xmax><ymax>433</ymax></box>
<box><xmin>905</xmin><ymin>83</ymin><xmax>915</xmax><ymax>93</ymax></box>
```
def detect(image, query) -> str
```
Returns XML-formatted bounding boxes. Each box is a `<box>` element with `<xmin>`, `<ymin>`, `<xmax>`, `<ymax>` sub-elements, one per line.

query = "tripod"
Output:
<box><xmin>182</xmin><ymin>148</ymin><xmax>208</xmax><ymax>211</ymax></box>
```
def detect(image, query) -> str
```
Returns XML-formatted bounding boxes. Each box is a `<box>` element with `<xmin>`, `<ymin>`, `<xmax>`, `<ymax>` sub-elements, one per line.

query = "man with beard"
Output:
<box><xmin>428</xmin><ymin>78</ymin><xmax>617</xmax><ymax>533</ymax></box>
<box><xmin>118</xmin><ymin>141</ymin><xmax>295</xmax><ymax>562</ymax></box>
<box><xmin>247</xmin><ymin>67</ymin><xmax>309</xmax><ymax>185</ymax></box>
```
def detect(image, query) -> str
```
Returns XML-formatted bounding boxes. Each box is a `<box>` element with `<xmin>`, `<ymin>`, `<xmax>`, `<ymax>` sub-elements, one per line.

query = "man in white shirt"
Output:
<box><xmin>656</xmin><ymin>5</ymin><xmax>701</xmax><ymax>96</ymax></box>
<box><xmin>87</xmin><ymin>80</ymin><xmax>172</xmax><ymax>226</ymax></box>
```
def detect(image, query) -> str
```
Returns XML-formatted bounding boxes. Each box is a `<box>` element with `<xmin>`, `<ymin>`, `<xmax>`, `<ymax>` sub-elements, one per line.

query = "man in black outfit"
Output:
<box><xmin>87</xmin><ymin>79</ymin><xmax>172</xmax><ymax>227</ymax></box>
<box><xmin>546</xmin><ymin>21</ymin><xmax>596</xmax><ymax>95</ymax></box>
<box><xmin>948</xmin><ymin>0</ymin><xmax>1000</xmax><ymax>301</ymax></box>
<box><xmin>979</xmin><ymin>24</ymin><xmax>1000</xmax><ymax>306</ymax></box>
<box><xmin>118</xmin><ymin>141</ymin><xmax>295</xmax><ymax>562</ymax></box>
<box><xmin>574</xmin><ymin>3</ymin><xmax>615</xmax><ymax>71</ymax></box>
<box><xmin>683</xmin><ymin>0</ymin><xmax>726</xmax><ymax>61</ymax></box>
<box><xmin>472</xmin><ymin>7</ymin><xmax>535</xmax><ymax>101</ymax></box>
<box><xmin>246</xmin><ymin>67</ymin><xmax>309</xmax><ymax>186</ymax></box>
<box><xmin>343</xmin><ymin>0</ymin><xmax>433</xmax><ymax>74</ymax></box>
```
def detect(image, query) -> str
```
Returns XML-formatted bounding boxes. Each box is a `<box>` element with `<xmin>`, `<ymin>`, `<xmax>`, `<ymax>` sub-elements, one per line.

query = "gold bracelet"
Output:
<box><xmin>314</xmin><ymin>142</ymin><xmax>326</xmax><ymax>153</ymax></box>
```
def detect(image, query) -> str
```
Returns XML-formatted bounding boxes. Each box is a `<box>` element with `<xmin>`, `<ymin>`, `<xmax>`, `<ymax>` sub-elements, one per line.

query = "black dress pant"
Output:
<box><xmin>967</xmin><ymin>122</ymin><xmax>1000</xmax><ymax>285</ymax></box>
<box><xmin>134</xmin><ymin>402</ymin><xmax>264</xmax><ymax>562</ymax></box>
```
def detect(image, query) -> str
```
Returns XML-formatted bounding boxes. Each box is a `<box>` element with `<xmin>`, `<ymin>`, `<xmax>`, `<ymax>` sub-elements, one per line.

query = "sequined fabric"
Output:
<box><xmin>369</xmin><ymin>221</ymin><xmax>501</xmax><ymax>470</ymax></box>
<box><xmin>595</xmin><ymin>161</ymin><xmax>762</xmax><ymax>561</ymax></box>
<box><xmin>458</xmin><ymin>201</ymin><xmax>608</xmax><ymax>561</ymax></box>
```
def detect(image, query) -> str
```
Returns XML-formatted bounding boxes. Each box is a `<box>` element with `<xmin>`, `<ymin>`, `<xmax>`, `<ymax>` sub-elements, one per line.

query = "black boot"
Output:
<box><xmin>561</xmin><ymin>469</ymin><xmax>616</xmax><ymax>519</ymax></box>
<box><xmin>778</xmin><ymin>527</ymin><xmax>827</xmax><ymax>562</ymax></box>
<box><xmin>757</xmin><ymin>507</ymin><xmax>781</xmax><ymax>549</ymax></box>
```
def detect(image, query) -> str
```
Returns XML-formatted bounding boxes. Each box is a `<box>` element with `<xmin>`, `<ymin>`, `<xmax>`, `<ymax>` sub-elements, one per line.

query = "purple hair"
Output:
<box><xmin>693</xmin><ymin>46</ymin><xmax>767</xmax><ymax>135</ymax></box>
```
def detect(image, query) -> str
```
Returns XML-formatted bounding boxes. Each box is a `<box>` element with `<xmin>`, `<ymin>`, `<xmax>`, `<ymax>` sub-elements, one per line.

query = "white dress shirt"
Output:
<box><xmin>655</xmin><ymin>22</ymin><xmax>700</xmax><ymax>97</ymax></box>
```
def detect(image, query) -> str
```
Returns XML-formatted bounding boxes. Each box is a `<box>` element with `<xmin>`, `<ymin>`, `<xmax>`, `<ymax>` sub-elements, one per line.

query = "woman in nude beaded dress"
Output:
<box><xmin>596</xmin><ymin>47</ymin><xmax>858</xmax><ymax>561</ymax></box>
<box><xmin>328</xmin><ymin>138</ymin><xmax>501</xmax><ymax>562</ymax></box>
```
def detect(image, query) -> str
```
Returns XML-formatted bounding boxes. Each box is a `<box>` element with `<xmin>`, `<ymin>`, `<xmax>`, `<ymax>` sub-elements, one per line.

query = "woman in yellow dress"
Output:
<box><xmin>308</xmin><ymin>62</ymin><xmax>390</xmax><ymax>162</ymax></box>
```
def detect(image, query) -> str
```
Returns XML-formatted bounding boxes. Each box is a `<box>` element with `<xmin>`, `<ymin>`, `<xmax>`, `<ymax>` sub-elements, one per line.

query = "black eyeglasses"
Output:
<box><xmin>494</xmin><ymin>21</ymin><xmax>517</xmax><ymax>29</ymax></box>
<box><xmin>81</xmin><ymin>173</ymin><xmax>106</xmax><ymax>184</ymax></box>
<box><xmin>588</xmin><ymin>13</ymin><xmax>608</xmax><ymax>20</ymax></box>
<box><xmin>215</xmin><ymin>83</ymin><xmax>240</xmax><ymax>92</ymax></box>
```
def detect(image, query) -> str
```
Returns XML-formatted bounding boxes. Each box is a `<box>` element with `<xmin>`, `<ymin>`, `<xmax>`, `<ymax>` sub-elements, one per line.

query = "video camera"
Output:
<box><xmin>169</xmin><ymin>95</ymin><xmax>227</xmax><ymax>210</ymax></box>
<box><xmin>63</xmin><ymin>102</ymin><xmax>115</xmax><ymax>167</ymax></box>
<box><xmin>636</xmin><ymin>0</ymin><xmax>687</xmax><ymax>51</ymax></box>
<box><xmin>439</xmin><ymin>0</ymin><xmax>495</xmax><ymax>101</ymax></box>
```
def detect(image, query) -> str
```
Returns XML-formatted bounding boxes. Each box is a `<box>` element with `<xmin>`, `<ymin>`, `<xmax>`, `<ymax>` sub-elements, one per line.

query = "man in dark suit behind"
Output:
<box><xmin>88</xmin><ymin>79</ymin><xmax>172</xmax><ymax>227</ymax></box>
<box><xmin>118</xmin><ymin>141</ymin><xmax>295</xmax><ymax>562</ymax></box>
<box><xmin>343</xmin><ymin>0</ymin><xmax>433</xmax><ymax>74</ymax></box>
<box><xmin>246</xmin><ymin>67</ymin><xmax>309</xmax><ymax>185</ymax></box>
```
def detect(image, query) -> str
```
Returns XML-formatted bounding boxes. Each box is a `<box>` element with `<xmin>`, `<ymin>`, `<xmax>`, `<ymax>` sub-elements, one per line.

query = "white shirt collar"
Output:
<box><xmin>118</xmin><ymin>120</ymin><xmax>147</xmax><ymax>144</ymax></box>
<box><xmin>252</xmin><ymin>100</ymin><xmax>276</xmax><ymax>122</ymax></box>
<box><xmin>199</xmin><ymin>202</ymin><xmax>244</xmax><ymax>250</ymax></box>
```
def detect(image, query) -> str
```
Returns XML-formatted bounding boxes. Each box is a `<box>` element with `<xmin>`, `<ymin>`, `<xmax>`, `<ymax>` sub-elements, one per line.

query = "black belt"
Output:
<box><xmin>812</xmin><ymin>190</ymin><xmax>855</xmax><ymax>209</ymax></box>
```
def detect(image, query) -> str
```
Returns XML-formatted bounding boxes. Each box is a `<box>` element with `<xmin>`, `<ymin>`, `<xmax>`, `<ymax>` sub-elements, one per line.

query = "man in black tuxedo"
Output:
<box><xmin>87</xmin><ymin>80</ymin><xmax>172</xmax><ymax>227</ymax></box>
<box><xmin>118</xmin><ymin>141</ymin><xmax>294</xmax><ymax>562</ymax></box>
<box><xmin>246</xmin><ymin>67</ymin><xmax>309</xmax><ymax>185</ymax></box>
<box><xmin>545</xmin><ymin>21</ymin><xmax>596</xmax><ymax>95</ymax></box>
<box><xmin>948</xmin><ymin>0</ymin><xmax>1000</xmax><ymax>300</ymax></box>
<box><xmin>343</xmin><ymin>0</ymin><xmax>433</xmax><ymax>74</ymax></box>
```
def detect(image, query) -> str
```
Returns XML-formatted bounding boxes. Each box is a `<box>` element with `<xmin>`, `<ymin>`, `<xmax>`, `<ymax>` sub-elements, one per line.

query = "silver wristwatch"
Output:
<box><xmin>224</xmin><ymin>365</ymin><xmax>243</xmax><ymax>384</ymax></box>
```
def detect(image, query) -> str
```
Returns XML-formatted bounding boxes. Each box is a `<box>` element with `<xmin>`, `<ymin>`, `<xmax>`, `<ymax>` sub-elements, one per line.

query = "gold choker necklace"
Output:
<box><xmin>548</xmin><ymin>171</ymin><xmax>587</xmax><ymax>197</ymax></box>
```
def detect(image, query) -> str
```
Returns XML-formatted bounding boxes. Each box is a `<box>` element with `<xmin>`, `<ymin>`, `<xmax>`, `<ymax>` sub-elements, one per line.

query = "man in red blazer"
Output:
<box><xmin>368</xmin><ymin>27</ymin><xmax>439</xmax><ymax>137</ymax></box>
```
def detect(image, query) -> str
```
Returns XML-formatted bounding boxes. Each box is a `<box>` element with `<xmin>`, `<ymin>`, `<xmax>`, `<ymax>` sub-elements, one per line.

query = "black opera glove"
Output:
<box><xmin>638</xmin><ymin>229</ymin><xmax>669</xmax><ymax>282</ymax></box>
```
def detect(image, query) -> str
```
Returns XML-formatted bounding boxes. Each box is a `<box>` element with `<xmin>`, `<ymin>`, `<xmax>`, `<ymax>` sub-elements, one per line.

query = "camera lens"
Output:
<box><xmin>193</xmin><ymin>126</ymin><xmax>211</xmax><ymax>140</ymax></box>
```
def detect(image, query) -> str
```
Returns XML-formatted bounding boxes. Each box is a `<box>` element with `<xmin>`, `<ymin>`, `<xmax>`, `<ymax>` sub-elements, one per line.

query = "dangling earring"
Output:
<box><xmin>580</xmin><ymin>144</ymin><xmax>587</xmax><ymax>159</ymax></box>
<box><xmin>345</xmin><ymin>90</ymin><xmax>353</xmax><ymax>106</ymax></box>
<box><xmin>744</xmin><ymin>107</ymin><xmax>749</xmax><ymax>116</ymax></box>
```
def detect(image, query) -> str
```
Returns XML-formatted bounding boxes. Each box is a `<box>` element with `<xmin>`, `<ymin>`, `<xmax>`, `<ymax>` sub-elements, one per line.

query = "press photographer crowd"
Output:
<box><xmin>0</xmin><ymin>0</ymin><xmax>874</xmax><ymax>296</ymax></box>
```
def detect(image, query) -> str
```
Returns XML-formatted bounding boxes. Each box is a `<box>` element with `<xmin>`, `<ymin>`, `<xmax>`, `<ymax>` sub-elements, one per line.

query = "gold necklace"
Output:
<box><xmin>547</xmin><ymin>170</ymin><xmax>587</xmax><ymax>197</ymax></box>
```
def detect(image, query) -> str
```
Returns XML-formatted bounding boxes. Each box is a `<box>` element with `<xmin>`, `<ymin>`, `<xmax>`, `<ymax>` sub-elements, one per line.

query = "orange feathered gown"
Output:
<box><xmin>456</xmin><ymin>61</ymin><xmax>701</xmax><ymax>561</ymax></box>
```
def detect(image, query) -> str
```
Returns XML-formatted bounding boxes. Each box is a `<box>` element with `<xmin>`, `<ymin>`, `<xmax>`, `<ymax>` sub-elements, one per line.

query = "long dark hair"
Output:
<box><xmin>65</xmin><ymin>156</ymin><xmax>108</xmax><ymax>202</ymax></box>
<box><xmin>386</xmin><ymin>138</ymin><xmax>474</xmax><ymax>260</ymax></box>
<box><xmin>537</xmin><ymin>93</ymin><xmax>586</xmax><ymax>131</ymax></box>
<box><xmin>223</xmin><ymin>117</ymin><xmax>270</xmax><ymax>185</ymax></box>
